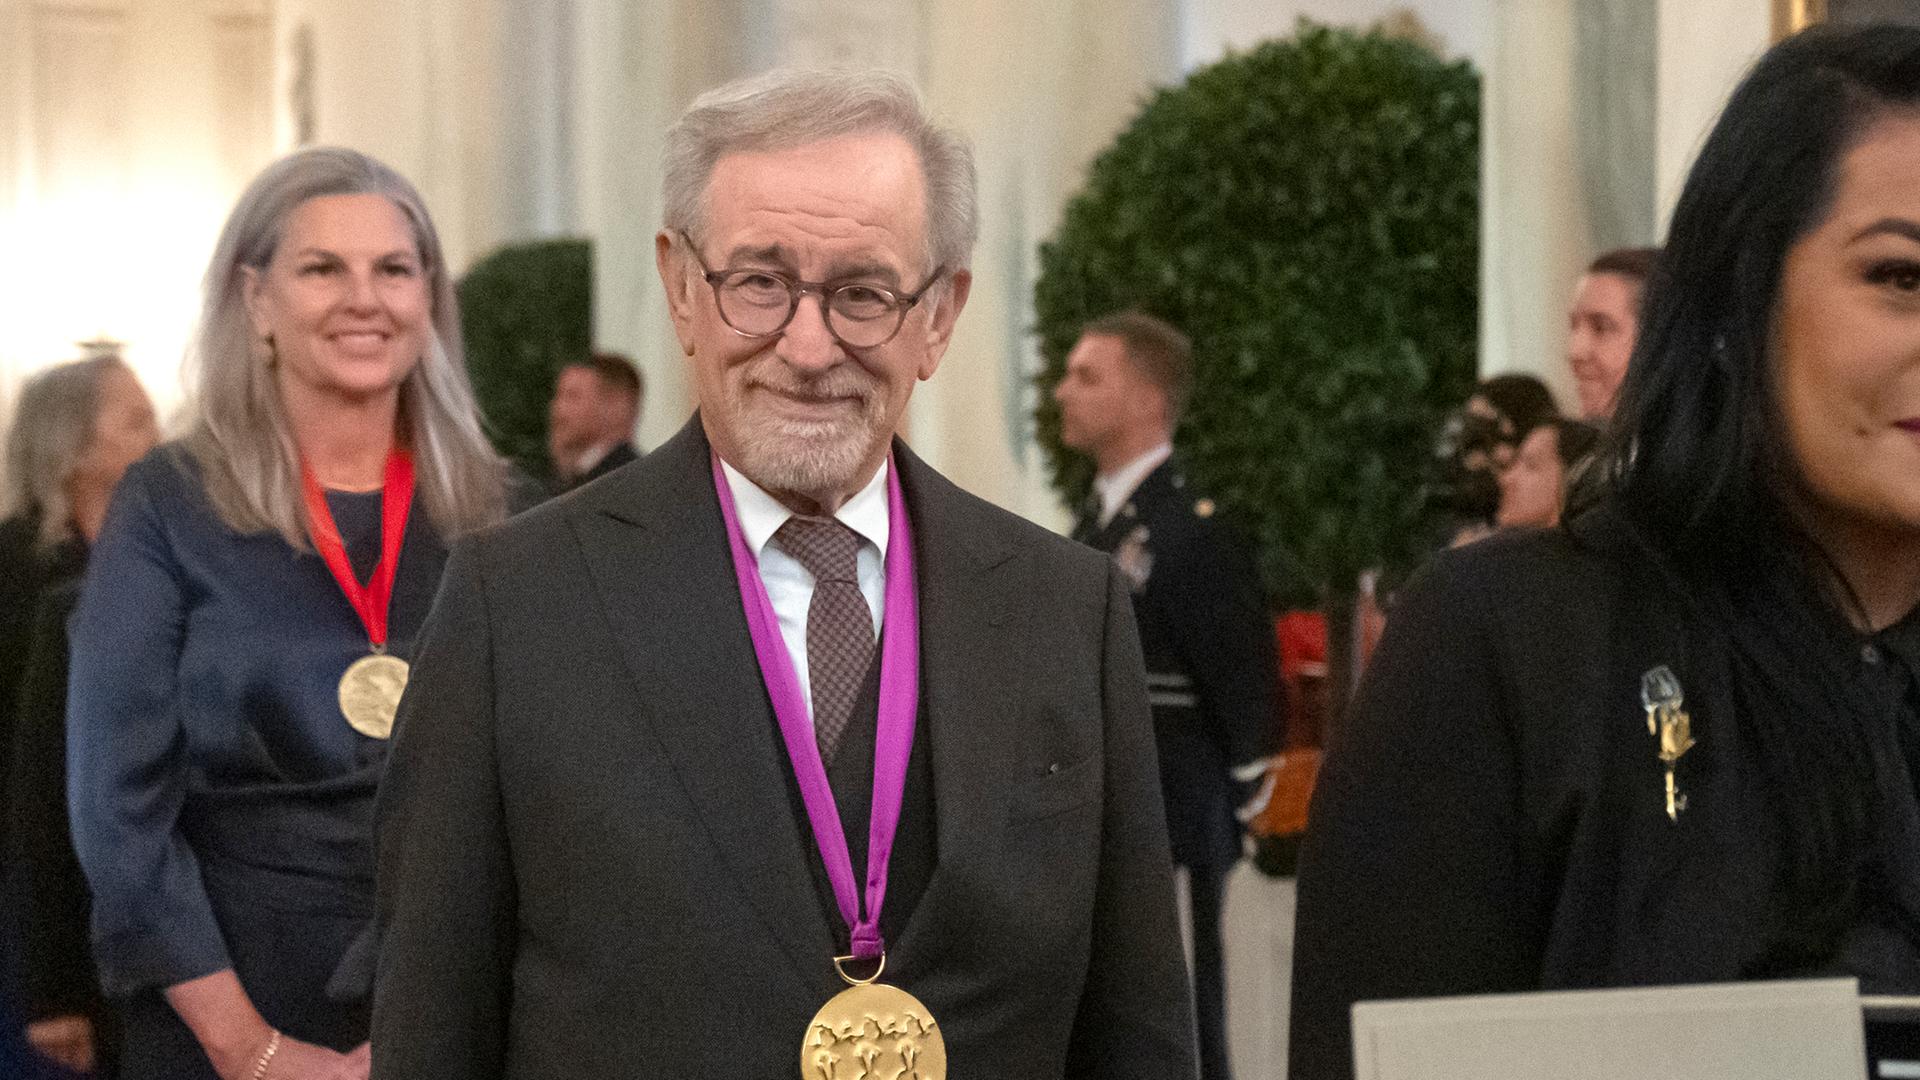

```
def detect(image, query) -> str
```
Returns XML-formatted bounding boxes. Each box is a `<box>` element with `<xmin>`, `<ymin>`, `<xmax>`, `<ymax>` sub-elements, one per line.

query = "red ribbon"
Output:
<box><xmin>299</xmin><ymin>448</ymin><xmax>415</xmax><ymax>650</ymax></box>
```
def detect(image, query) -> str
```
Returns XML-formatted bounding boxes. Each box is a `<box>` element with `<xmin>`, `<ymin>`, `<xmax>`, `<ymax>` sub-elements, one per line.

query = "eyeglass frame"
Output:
<box><xmin>677</xmin><ymin>230</ymin><xmax>947</xmax><ymax>349</ymax></box>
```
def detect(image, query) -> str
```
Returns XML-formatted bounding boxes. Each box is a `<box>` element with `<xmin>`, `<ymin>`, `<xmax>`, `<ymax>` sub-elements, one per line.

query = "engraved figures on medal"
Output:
<box><xmin>803</xmin><ymin>974</ymin><xmax>945</xmax><ymax>1080</ymax></box>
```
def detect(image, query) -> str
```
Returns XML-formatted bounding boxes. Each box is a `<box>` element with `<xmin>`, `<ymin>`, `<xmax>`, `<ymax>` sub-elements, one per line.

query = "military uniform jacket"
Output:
<box><xmin>1075</xmin><ymin>460</ymin><xmax>1282</xmax><ymax>869</ymax></box>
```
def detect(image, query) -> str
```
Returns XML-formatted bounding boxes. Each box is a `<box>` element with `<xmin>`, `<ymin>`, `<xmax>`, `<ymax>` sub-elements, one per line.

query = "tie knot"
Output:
<box><xmin>775</xmin><ymin>516</ymin><xmax>863</xmax><ymax>584</ymax></box>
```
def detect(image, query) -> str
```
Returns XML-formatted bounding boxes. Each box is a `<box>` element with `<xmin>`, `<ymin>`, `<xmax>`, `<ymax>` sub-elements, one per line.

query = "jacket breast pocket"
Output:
<box><xmin>1008</xmin><ymin>752</ymin><xmax>1102</xmax><ymax>823</ymax></box>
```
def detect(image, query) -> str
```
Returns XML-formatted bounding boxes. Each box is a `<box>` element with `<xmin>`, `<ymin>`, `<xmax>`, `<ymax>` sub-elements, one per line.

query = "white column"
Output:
<box><xmin>572</xmin><ymin>0</ymin><xmax>694</xmax><ymax>448</ymax></box>
<box><xmin>1478</xmin><ymin>0</ymin><xmax>1589</xmax><ymax>405</ymax></box>
<box><xmin>414</xmin><ymin>0</ymin><xmax>506</xmax><ymax>275</ymax></box>
<box><xmin>497</xmin><ymin>0</ymin><xmax>579</xmax><ymax>240</ymax></box>
<box><xmin>1653</xmin><ymin>0</ymin><xmax>1771</xmax><ymax>233</ymax></box>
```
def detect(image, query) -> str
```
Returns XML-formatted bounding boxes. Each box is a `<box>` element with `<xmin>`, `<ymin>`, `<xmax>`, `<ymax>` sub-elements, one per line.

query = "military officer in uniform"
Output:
<box><xmin>1053</xmin><ymin>311</ymin><xmax>1283</xmax><ymax>1080</ymax></box>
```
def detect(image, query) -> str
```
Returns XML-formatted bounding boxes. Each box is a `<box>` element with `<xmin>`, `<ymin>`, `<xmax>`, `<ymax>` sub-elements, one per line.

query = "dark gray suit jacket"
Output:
<box><xmin>371</xmin><ymin>418</ymin><xmax>1195</xmax><ymax>1079</ymax></box>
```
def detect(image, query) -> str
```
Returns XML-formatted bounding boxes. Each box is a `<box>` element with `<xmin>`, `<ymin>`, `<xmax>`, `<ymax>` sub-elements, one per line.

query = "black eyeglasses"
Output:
<box><xmin>679</xmin><ymin>232</ymin><xmax>945</xmax><ymax>349</ymax></box>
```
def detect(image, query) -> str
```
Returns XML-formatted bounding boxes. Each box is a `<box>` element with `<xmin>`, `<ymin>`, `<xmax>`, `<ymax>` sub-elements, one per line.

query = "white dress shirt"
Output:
<box><xmin>1092</xmin><ymin>442</ymin><xmax>1173</xmax><ymax>528</ymax></box>
<box><xmin>720</xmin><ymin>459</ymin><xmax>889</xmax><ymax>727</ymax></box>
<box><xmin>574</xmin><ymin>441</ymin><xmax>620</xmax><ymax>478</ymax></box>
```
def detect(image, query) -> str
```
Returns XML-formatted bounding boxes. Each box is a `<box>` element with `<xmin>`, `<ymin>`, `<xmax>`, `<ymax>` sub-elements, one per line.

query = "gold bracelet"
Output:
<box><xmin>250</xmin><ymin>1029</ymin><xmax>282</xmax><ymax>1080</ymax></box>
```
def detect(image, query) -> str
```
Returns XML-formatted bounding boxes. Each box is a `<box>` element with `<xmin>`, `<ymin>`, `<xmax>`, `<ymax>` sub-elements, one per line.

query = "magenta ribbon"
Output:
<box><xmin>712</xmin><ymin>453</ymin><xmax>920</xmax><ymax>961</ymax></box>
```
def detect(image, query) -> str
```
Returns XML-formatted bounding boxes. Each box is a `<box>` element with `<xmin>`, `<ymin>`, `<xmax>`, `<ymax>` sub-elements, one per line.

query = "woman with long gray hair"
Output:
<box><xmin>65</xmin><ymin>147</ymin><xmax>506</xmax><ymax>1080</ymax></box>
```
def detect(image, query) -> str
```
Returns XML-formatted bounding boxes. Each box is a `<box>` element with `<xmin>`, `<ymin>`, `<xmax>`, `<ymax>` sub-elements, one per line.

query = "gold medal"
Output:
<box><xmin>338</xmin><ymin>652</ymin><xmax>409</xmax><ymax>739</ymax></box>
<box><xmin>801</xmin><ymin>955</ymin><xmax>944</xmax><ymax>1080</ymax></box>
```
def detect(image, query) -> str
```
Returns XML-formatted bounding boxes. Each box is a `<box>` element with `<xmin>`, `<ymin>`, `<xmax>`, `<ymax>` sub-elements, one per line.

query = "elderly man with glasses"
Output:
<box><xmin>371</xmin><ymin>68</ymin><xmax>1197</xmax><ymax>1080</ymax></box>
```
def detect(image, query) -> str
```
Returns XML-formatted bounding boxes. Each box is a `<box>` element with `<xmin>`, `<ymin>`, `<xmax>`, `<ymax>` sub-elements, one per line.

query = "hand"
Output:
<box><xmin>259</xmin><ymin>1036</ymin><xmax>371</xmax><ymax>1080</ymax></box>
<box><xmin>25</xmin><ymin>1014</ymin><xmax>96</xmax><ymax>1073</ymax></box>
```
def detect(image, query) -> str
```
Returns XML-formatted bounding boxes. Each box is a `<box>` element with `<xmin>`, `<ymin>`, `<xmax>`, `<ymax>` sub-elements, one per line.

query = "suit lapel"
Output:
<box><xmin>567</xmin><ymin>418</ymin><xmax>835</xmax><ymax>986</ymax></box>
<box><xmin>888</xmin><ymin>443</ymin><xmax>1027</xmax><ymax>975</ymax></box>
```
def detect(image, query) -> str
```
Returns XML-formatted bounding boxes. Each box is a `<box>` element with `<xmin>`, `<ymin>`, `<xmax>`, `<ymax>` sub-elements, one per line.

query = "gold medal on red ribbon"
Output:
<box><xmin>338</xmin><ymin>652</ymin><xmax>410</xmax><ymax>740</ymax></box>
<box><xmin>301</xmin><ymin>448</ymin><xmax>416</xmax><ymax>739</ymax></box>
<box><xmin>801</xmin><ymin>955</ymin><xmax>944</xmax><ymax>1080</ymax></box>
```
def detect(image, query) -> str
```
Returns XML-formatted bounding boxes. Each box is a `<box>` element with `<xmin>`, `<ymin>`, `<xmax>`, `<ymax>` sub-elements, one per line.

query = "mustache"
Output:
<box><xmin>742</xmin><ymin>360</ymin><xmax>876</xmax><ymax>403</ymax></box>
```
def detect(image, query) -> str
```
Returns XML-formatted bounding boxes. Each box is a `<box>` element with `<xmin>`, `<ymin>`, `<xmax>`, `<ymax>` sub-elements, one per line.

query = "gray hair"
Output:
<box><xmin>181</xmin><ymin>146</ymin><xmax>505</xmax><ymax>548</ymax></box>
<box><xmin>662</xmin><ymin>68</ymin><xmax>979</xmax><ymax>274</ymax></box>
<box><xmin>2</xmin><ymin>355</ymin><xmax>122</xmax><ymax>547</ymax></box>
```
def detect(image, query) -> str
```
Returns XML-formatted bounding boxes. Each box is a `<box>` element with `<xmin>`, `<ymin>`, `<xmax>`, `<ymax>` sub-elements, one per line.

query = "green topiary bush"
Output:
<box><xmin>1032</xmin><ymin>21</ymin><xmax>1480</xmax><ymax>609</ymax></box>
<box><xmin>458</xmin><ymin>238</ymin><xmax>593</xmax><ymax>480</ymax></box>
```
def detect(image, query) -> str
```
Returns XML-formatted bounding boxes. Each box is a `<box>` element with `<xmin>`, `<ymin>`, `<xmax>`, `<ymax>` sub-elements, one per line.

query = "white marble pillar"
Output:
<box><xmin>1478</xmin><ymin>0</ymin><xmax>1589</xmax><ymax>404</ymax></box>
<box><xmin>571</xmin><ymin>0</ymin><xmax>693</xmax><ymax>450</ymax></box>
<box><xmin>1653</xmin><ymin>0</ymin><xmax>1771</xmax><ymax>233</ymax></box>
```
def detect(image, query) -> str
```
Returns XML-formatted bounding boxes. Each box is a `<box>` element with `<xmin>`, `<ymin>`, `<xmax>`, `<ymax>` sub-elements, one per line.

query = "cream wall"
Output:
<box><xmin>1179</xmin><ymin>0</ymin><xmax>1484</xmax><ymax>68</ymax></box>
<box><xmin>0</xmin><ymin>0</ymin><xmax>273</xmax><ymax>420</ymax></box>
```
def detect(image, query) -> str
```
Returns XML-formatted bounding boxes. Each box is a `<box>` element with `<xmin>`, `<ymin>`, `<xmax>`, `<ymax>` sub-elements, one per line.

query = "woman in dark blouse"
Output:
<box><xmin>1291</xmin><ymin>25</ymin><xmax>1920</xmax><ymax>1080</ymax></box>
<box><xmin>67</xmin><ymin>148</ymin><xmax>506</xmax><ymax>1080</ymax></box>
<box><xmin>2</xmin><ymin>354</ymin><xmax>159</xmax><ymax>1075</ymax></box>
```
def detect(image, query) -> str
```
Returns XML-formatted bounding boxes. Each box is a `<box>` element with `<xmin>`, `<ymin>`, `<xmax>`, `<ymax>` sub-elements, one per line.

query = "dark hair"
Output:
<box><xmin>1586</xmin><ymin>245</ymin><xmax>1660</xmax><ymax>286</ymax></box>
<box><xmin>1544</xmin><ymin>417</ymin><xmax>1600</xmax><ymax>472</ymax></box>
<box><xmin>568</xmin><ymin>352</ymin><xmax>644</xmax><ymax>404</ymax></box>
<box><xmin>1599</xmin><ymin>24</ymin><xmax>1920</xmax><ymax>972</ymax></box>
<box><xmin>1608</xmin><ymin>24</ymin><xmax>1920</xmax><ymax>572</ymax></box>
<box><xmin>1475</xmin><ymin>373</ymin><xmax>1560</xmax><ymax>438</ymax></box>
<box><xmin>1081</xmin><ymin>311</ymin><xmax>1193</xmax><ymax>420</ymax></box>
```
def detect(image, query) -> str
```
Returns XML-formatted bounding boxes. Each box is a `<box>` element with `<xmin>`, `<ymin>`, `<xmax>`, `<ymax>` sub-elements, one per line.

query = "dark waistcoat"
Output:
<box><xmin>776</xmin><ymin>652</ymin><xmax>938</xmax><ymax>961</ymax></box>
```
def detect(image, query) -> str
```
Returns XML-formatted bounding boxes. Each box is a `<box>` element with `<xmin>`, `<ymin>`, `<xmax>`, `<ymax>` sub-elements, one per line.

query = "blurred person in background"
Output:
<box><xmin>1567</xmin><ymin>246</ymin><xmax>1659</xmax><ymax>422</ymax></box>
<box><xmin>1055</xmin><ymin>311</ymin><xmax>1282</xmax><ymax>1080</ymax></box>
<box><xmin>2</xmin><ymin>353</ymin><xmax>159</xmax><ymax>1077</ymax></box>
<box><xmin>1292</xmin><ymin>26</ymin><xmax>1920</xmax><ymax>1078</ymax></box>
<box><xmin>545</xmin><ymin>351</ymin><xmax>642</xmax><ymax>492</ymax></box>
<box><xmin>1431</xmin><ymin>372</ymin><xmax>1560</xmax><ymax>547</ymax></box>
<box><xmin>1</xmin><ymin>355</ymin><xmax>157</xmax><ymax>858</ymax></box>
<box><xmin>1494</xmin><ymin>417</ymin><xmax>1601</xmax><ymax>531</ymax></box>
<box><xmin>65</xmin><ymin>146</ymin><xmax>507</xmax><ymax>1080</ymax></box>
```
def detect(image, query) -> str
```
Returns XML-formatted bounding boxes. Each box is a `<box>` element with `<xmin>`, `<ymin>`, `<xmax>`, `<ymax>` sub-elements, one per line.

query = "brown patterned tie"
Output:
<box><xmin>774</xmin><ymin>516</ymin><xmax>874</xmax><ymax>764</ymax></box>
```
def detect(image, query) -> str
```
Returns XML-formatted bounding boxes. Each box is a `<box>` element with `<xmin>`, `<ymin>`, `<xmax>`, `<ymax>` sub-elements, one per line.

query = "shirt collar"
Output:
<box><xmin>719</xmin><ymin>457</ymin><xmax>891</xmax><ymax>559</ymax></box>
<box><xmin>575</xmin><ymin>441</ymin><xmax>619</xmax><ymax>475</ymax></box>
<box><xmin>1093</xmin><ymin>442</ymin><xmax>1173</xmax><ymax>527</ymax></box>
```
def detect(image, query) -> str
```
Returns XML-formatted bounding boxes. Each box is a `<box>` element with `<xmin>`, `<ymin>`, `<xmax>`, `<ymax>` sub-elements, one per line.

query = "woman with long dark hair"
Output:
<box><xmin>1291</xmin><ymin>24</ymin><xmax>1920</xmax><ymax>1079</ymax></box>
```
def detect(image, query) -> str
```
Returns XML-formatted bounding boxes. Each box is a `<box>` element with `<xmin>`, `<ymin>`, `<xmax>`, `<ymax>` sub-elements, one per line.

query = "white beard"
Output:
<box><xmin>724</xmin><ymin>360</ymin><xmax>889</xmax><ymax>499</ymax></box>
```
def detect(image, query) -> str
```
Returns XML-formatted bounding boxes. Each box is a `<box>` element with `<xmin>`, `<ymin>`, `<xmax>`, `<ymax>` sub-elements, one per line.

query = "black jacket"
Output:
<box><xmin>4</xmin><ymin>575</ymin><xmax>101</xmax><ymax>1022</ymax></box>
<box><xmin>373</xmin><ymin>418</ymin><xmax>1196</xmax><ymax>1079</ymax></box>
<box><xmin>1289</xmin><ymin>505</ymin><xmax>1920</xmax><ymax>1079</ymax></box>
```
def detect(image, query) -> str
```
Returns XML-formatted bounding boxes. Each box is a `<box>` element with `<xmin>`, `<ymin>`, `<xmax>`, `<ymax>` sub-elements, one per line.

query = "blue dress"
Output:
<box><xmin>66</xmin><ymin>445</ymin><xmax>448</xmax><ymax>1077</ymax></box>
